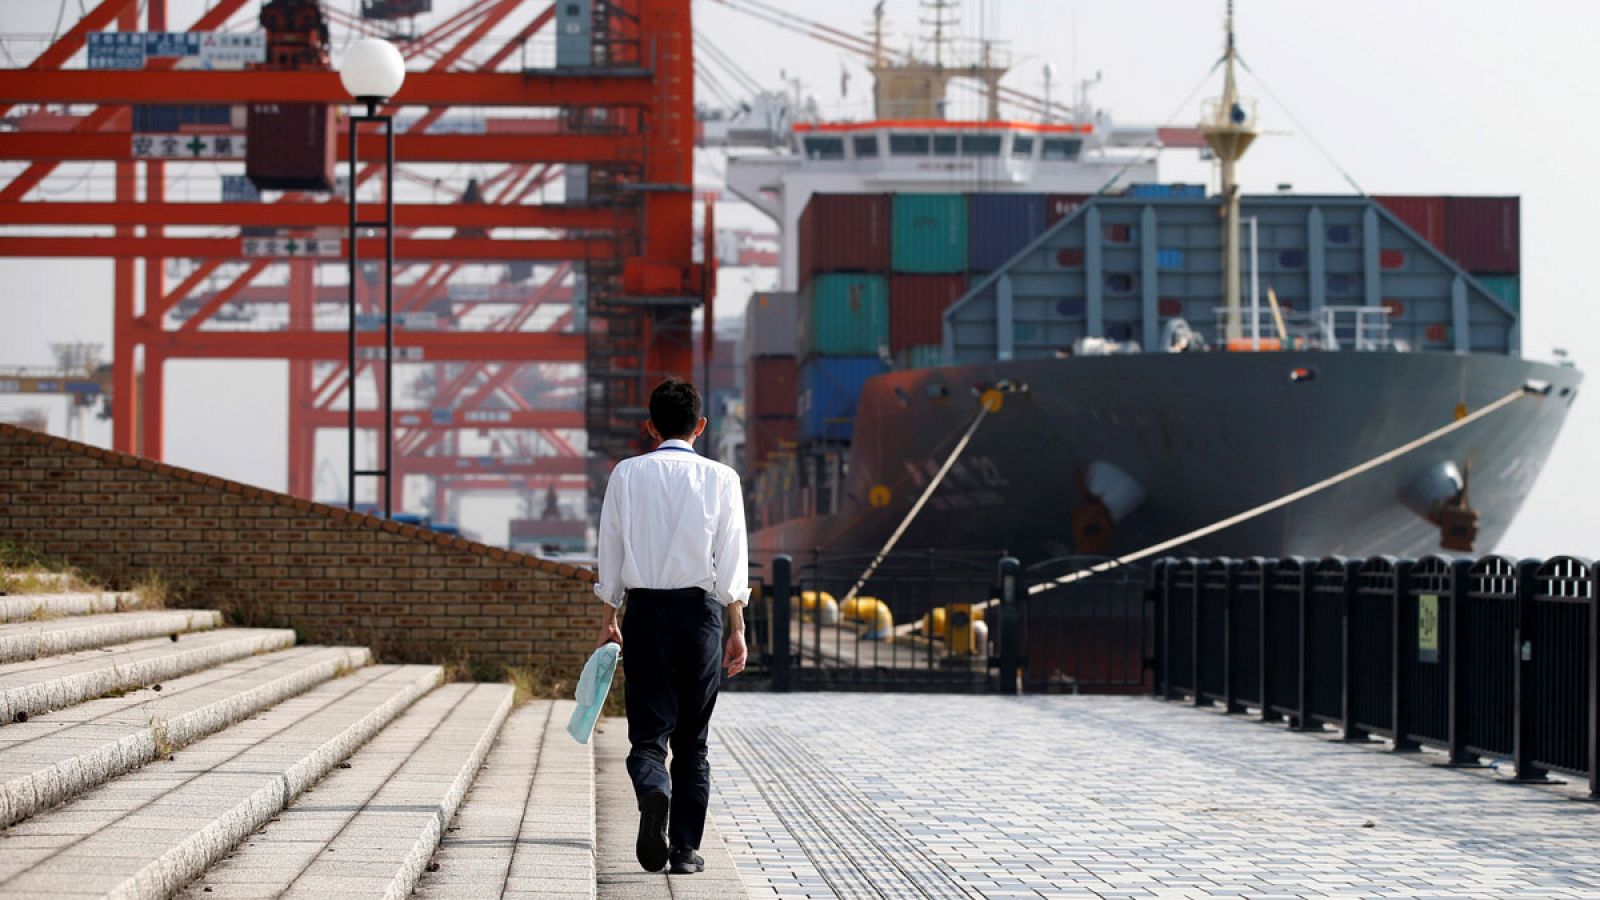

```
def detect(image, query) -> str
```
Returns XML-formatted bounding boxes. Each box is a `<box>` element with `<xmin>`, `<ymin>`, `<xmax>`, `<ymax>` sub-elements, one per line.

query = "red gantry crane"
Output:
<box><xmin>0</xmin><ymin>0</ymin><xmax>703</xmax><ymax>527</ymax></box>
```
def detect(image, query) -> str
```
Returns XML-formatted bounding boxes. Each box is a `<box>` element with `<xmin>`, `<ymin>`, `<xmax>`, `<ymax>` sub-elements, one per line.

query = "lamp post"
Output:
<box><xmin>338</xmin><ymin>38</ymin><xmax>406</xmax><ymax>517</ymax></box>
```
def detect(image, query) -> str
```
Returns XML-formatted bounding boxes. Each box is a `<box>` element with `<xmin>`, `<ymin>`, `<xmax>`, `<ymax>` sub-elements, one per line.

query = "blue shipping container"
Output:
<box><xmin>967</xmin><ymin>193</ymin><xmax>1046</xmax><ymax>272</ymax></box>
<box><xmin>133</xmin><ymin>104</ymin><xmax>231</xmax><ymax>132</ymax></box>
<box><xmin>798</xmin><ymin>356</ymin><xmax>889</xmax><ymax>443</ymax></box>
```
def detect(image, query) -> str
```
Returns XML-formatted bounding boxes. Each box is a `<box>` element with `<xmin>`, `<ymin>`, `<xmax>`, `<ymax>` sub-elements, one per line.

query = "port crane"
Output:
<box><xmin>0</xmin><ymin>0</ymin><xmax>701</xmax><ymax>524</ymax></box>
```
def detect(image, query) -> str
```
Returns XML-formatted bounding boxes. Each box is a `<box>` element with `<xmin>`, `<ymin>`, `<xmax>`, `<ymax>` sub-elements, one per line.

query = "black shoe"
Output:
<box><xmin>636</xmin><ymin>791</ymin><xmax>670</xmax><ymax>872</ymax></box>
<box><xmin>669</xmin><ymin>847</ymin><xmax>705</xmax><ymax>875</ymax></box>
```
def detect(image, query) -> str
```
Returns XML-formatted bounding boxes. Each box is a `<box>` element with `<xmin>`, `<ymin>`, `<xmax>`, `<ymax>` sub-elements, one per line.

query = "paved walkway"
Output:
<box><xmin>706</xmin><ymin>694</ymin><xmax>1600</xmax><ymax>899</ymax></box>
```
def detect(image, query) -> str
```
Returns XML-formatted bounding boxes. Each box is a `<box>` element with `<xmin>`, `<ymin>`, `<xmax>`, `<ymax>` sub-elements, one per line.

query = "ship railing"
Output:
<box><xmin>1210</xmin><ymin>305</ymin><xmax>1395</xmax><ymax>353</ymax></box>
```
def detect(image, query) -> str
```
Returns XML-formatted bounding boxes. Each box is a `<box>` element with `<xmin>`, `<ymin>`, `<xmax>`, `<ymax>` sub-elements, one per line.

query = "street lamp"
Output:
<box><xmin>338</xmin><ymin>38</ymin><xmax>405</xmax><ymax>518</ymax></box>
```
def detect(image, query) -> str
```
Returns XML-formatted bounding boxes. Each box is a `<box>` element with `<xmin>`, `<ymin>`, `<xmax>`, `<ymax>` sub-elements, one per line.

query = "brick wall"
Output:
<box><xmin>0</xmin><ymin>423</ymin><xmax>602</xmax><ymax>676</ymax></box>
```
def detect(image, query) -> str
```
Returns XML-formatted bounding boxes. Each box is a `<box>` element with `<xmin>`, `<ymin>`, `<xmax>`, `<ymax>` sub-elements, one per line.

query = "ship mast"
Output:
<box><xmin>1201</xmin><ymin>0</ymin><xmax>1259</xmax><ymax>343</ymax></box>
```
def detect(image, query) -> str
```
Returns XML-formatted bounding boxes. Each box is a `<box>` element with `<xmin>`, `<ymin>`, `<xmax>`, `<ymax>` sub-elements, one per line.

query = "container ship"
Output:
<box><xmin>723</xmin><ymin>6</ymin><xmax>1581</xmax><ymax>565</ymax></box>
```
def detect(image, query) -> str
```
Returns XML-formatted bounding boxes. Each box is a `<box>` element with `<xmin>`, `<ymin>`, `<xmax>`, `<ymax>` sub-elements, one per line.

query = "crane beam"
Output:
<box><xmin>0</xmin><ymin>202</ymin><xmax>616</xmax><ymax>230</ymax></box>
<box><xmin>0</xmin><ymin>236</ymin><xmax>613</xmax><ymax>261</ymax></box>
<box><xmin>303</xmin><ymin>410</ymin><xmax>584</xmax><ymax>432</ymax></box>
<box><xmin>0</xmin><ymin>70</ymin><xmax>654</xmax><ymax>108</ymax></box>
<box><xmin>0</xmin><ymin>132</ymin><xmax>643</xmax><ymax>164</ymax></box>
<box><xmin>143</xmin><ymin>329</ymin><xmax>583</xmax><ymax>362</ymax></box>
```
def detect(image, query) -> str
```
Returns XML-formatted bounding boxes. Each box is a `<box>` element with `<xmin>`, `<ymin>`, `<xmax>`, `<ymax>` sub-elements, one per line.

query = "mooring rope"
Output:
<box><xmin>836</xmin><ymin>393</ymin><xmax>1000</xmax><ymax>611</ymax></box>
<box><xmin>1025</xmin><ymin>385</ymin><xmax>1535</xmax><ymax>595</ymax></box>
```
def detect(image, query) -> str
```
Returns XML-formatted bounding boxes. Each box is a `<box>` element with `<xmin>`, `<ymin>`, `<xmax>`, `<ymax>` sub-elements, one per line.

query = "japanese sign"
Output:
<box><xmin>1418</xmin><ymin>594</ymin><xmax>1440</xmax><ymax>664</ymax></box>
<box><xmin>241</xmin><ymin>236</ymin><xmax>342</xmax><ymax>258</ymax></box>
<box><xmin>88</xmin><ymin>32</ymin><xmax>264</xmax><ymax>70</ymax></box>
<box><xmin>131</xmin><ymin>133</ymin><xmax>246</xmax><ymax>160</ymax></box>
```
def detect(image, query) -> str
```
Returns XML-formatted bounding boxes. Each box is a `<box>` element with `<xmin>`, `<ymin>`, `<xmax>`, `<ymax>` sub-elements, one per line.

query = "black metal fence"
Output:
<box><xmin>750</xmin><ymin>551</ymin><xmax>1153</xmax><ymax>693</ymax></box>
<box><xmin>1155</xmin><ymin>555</ymin><xmax>1600</xmax><ymax>799</ymax></box>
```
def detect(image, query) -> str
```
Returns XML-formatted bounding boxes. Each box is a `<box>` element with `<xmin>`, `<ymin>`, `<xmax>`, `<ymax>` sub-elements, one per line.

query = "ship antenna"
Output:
<box><xmin>1201</xmin><ymin>0</ymin><xmax>1259</xmax><ymax>344</ymax></box>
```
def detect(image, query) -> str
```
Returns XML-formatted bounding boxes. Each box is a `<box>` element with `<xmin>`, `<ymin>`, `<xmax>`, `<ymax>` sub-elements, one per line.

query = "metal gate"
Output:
<box><xmin>747</xmin><ymin>551</ymin><xmax>1156</xmax><ymax>694</ymax></box>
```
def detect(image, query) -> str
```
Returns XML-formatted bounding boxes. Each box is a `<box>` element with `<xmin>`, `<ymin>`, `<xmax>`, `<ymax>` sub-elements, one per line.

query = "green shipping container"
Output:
<box><xmin>1479</xmin><ymin>274</ymin><xmax>1520</xmax><ymax>311</ymax></box>
<box><xmin>892</xmin><ymin>194</ymin><xmax>968</xmax><ymax>273</ymax></box>
<box><xmin>800</xmin><ymin>273</ymin><xmax>889</xmax><ymax>357</ymax></box>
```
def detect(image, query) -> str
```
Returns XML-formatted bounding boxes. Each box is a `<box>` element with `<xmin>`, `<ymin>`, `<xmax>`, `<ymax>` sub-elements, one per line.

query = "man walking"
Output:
<box><xmin>594</xmin><ymin>378</ymin><xmax>749</xmax><ymax>875</ymax></box>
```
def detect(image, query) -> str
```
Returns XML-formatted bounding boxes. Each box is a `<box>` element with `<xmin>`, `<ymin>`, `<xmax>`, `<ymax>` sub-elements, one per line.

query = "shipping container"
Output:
<box><xmin>746</xmin><ymin>415</ymin><xmax>798</xmax><ymax>469</ymax></box>
<box><xmin>1478</xmin><ymin>274</ymin><xmax>1520</xmax><ymax>311</ymax></box>
<box><xmin>1445</xmin><ymin>196</ymin><xmax>1519</xmax><ymax>274</ymax></box>
<box><xmin>889</xmin><ymin>273</ymin><xmax>967</xmax><ymax>353</ymax></box>
<box><xmin>892</xmin><ymin>193</ymin><xmax>968</xmax><ymax>273</ymax></box>
<box><xmin>1374</xmin><ymin>195</ymin><xmax>1446</xmax><ymax>248</ymax></box>
<box><xmin>968</xmin><ymin>193</ymin><xmax>1045</xmax><ymax>272</ymax></box>
<box><xmin>1046</xmin><ymin>193</ymin><xmax>1090</xmax><ymax>226</ymax></box>
<box><xmin>246</xmin><ymin>103</ymin><xmax>336</xmax><ymax>192</ymax></box>
<box><xmin>742</xmin><ymin>291</ymin><xmax>799</xmax><ymax>358</ymax></box>
<box><xmin>894</xmin><ymin>344</ymin><xmax>944</xmax><ymax>369</ymax></box>
<box><xmin>745</xmin><ymin>355</ymin><xmax>799</xmax><ymax>419</ymax></box>
<box><xmin>798</xmin><ymin>356</ymin><xmax>890</xmax><ymax>443</ymax></box>
<box><xmin>798</xmin><ymin>194</ymin><xmax>891</xmax><ymax>280</ymax></box>
<box><xmin>133</xmin><ymin>104</ymin><xmax>232</xmax><ymax>133</ymax></box>
<box><xmin>800</xmin><ymin>273</ymin><xmax>889</xmax><ymax>357</ymax></box>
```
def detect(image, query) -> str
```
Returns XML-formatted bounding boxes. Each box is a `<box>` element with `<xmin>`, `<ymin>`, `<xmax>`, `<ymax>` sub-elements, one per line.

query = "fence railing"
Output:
<box><xmin>752</xmin><ymin>552</ymin><xmax>1154</xmax><ymax>694</ymax></box>
<box><xmin>1155</xmin><ymin>555</ymin><xmax>1600</xmax><ymax>799</ymax></box>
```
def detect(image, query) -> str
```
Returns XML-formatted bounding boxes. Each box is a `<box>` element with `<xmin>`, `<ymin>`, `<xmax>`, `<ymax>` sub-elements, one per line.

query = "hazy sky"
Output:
<box><xmin>2</xmin><ymin>0</ymin><xmax>1595</xmax><ymax>553</ymax></box>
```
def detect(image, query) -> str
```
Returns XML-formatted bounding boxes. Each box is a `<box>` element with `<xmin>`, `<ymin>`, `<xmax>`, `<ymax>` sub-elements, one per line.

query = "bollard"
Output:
<box><xmin>771</xmin><ymin>555</ymin><xmax>792</xmax><ymax>693</ymax></box>
<box><xmin>997</xmin><ymin>556</ymin><xmax>1021</xmax><ymax>695</ymax></box>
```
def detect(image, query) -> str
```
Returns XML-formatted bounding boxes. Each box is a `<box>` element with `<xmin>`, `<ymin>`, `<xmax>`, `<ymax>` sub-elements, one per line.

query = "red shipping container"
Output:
<box><xmin>246</xmin><ymin>103</ymin><xmax>336</xmax><ymax>192</ymax></box>
<box><xmin>889</xmin><ymin>274</ymin><xmax>968</xmax><ymax>353</ymax></box>
<box><xmin>1374</xmin><ymin>195</ymin><xmax>1446</xmax><ymax>248</ymax></box>
<box><xmin>797</xmin><ymin>194</ymin><xmax>891</xmax><ymax>283</ymax></box>
<box><xmin>1046</xmin><ymin>193</ymin><xmax>1091</xmax><ymax>226</ymax></box>
<box><xmin>1445</xmin><ymin>196</ymin><xmax>1519</xmax><ymax>274</ymax></box>
<box><xmin>746</xmin><ymin>416</ymin><xmax>798</xmax><ymax>469</ymax></box>
<box><xmin>745</xmin><ymin>356</ymin><xmax>798</xmax><ymax>419</ymax></box>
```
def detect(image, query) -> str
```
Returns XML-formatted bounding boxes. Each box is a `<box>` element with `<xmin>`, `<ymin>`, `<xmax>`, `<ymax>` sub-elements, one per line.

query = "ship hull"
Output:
<box><xmin>750</xmin><ymin>351</ymin><xmax>1581</xmax><ymax>564</ymax></box>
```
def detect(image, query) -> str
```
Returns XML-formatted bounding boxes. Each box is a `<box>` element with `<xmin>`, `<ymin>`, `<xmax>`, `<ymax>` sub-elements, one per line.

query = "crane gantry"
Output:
<box><xmin>0</xmin><ymin>0</ymin><xmax>702</xmax><ymax>526</ymax></box>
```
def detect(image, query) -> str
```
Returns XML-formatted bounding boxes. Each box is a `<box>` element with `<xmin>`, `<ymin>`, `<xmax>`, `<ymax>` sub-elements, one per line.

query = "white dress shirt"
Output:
<box><xmin>594</xmin><ymin>439</ymin><xmax>751</xmax><ymax>608</ymax></box>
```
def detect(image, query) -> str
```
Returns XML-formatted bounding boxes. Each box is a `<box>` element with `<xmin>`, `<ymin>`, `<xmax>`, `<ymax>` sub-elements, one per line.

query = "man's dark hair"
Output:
<box><xmin>649</xmin><ymin>378</ymin><xmax>701</xmax><ymax>439</ymax></box>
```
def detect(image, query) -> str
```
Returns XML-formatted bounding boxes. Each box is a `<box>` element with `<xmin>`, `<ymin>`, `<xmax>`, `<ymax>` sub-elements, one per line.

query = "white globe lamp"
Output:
<box><xmin>339</xmin><ymin>38</ymin><xmax>406</xmax><ymax>109</ymax></box>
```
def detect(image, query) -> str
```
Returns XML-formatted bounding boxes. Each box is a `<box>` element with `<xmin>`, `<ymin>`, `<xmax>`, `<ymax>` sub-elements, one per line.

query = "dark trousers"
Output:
<box><xmin>620</xmin><ymin>587</ymin><xmax>723</xmax><ymax>851</ymax></box>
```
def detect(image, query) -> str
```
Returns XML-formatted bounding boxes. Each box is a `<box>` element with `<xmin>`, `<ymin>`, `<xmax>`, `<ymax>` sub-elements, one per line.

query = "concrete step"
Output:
<box><xmin>594</xmin><ymin>719</ymin><xmax>748</xmax><ymax>899</ymax></box>
<box><xmin>0</xmin><ymin>643</ymin><xmax>371</xmax><ymax>827</ymax></box>
<box><xmin>0</xmin><ymin>609</ymin><xmax>223</xmax><ymax>664</ymax></box>
<box><xmin>0</xmin><ymin>591</ymin><xmax>140</xmax><ymax>623</ymax></box>
<box><xmin>412</xmin><ymin>699</ymin><xmax>598</xmax><ymax>900</ymax></box>
<box><xmin>0</xmin><ymin>663</ymin><xmax>441</xmax><ymax>900</ymax></box>
<box><xmin>179</xmin><ymin>682</ymin><xmax>514</xmax><ymax>899</ymax></box>
<box><xmin>0</xmin><ymin>627</ymin><xmax>297</xmax><ymax>726</ymax></box>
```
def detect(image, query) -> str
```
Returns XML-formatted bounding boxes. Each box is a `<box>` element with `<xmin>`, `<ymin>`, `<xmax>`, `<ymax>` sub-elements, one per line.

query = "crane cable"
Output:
<box><xmin>1026</xmin><ymin>385</ymin><xmax>1537</xmax><ymax>596</ymax></box>
<box><xmin>837</xmin><ymin>390</ymin><xmax>1003</xmax><ymax>611</ymax></box>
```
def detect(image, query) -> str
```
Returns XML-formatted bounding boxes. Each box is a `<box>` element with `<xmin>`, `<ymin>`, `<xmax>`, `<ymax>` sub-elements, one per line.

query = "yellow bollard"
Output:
<box><xmin>918</xmin><ymin>606</ymin><xmax>948</xmax><ymax>639</ymax></box>
<box><xmin>817</xmin><ymin>596</ymin><xmax>840</xmax><ymax>626</ymax></box>
<box><xmin>946</xmin><ymin>602</ymin><xmax>976</xmax><ymax>656</ymax></box>
<box><xmin>862</xmin><ymin>602</ymin><xmax>894</xmax><ymax>641</ymax></box>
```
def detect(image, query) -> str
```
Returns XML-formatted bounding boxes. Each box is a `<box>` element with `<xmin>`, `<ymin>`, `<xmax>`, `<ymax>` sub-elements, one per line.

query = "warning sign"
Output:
<box><xmin>1418</xmin><ymin>594</ymin><xmax>1440</xmax><ymax>664</ymax></box>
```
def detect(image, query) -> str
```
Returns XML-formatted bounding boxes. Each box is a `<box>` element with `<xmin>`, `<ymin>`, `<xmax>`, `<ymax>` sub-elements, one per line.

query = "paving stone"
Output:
<box><xmin>413</xmin><ymin>698</ymin><xmax>598</xmax><ymax>899</ymax></box>
<box><xmin>707</xmin><ymin>694</ymin><xmax>1600</xmax><ymax>899</ymax></box>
